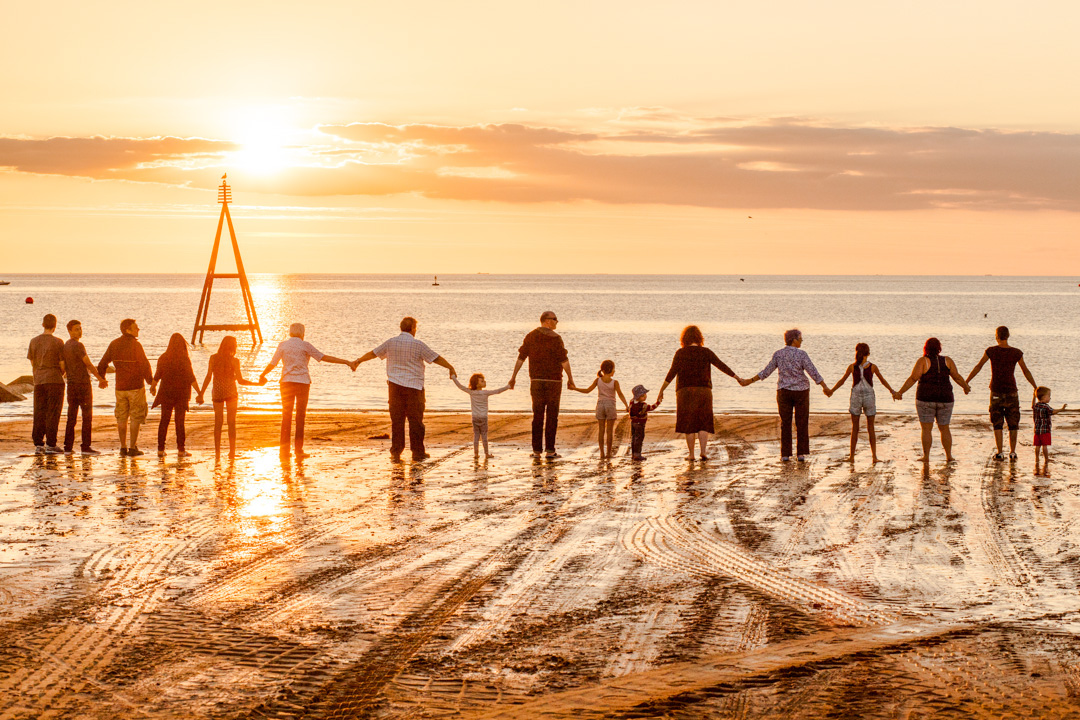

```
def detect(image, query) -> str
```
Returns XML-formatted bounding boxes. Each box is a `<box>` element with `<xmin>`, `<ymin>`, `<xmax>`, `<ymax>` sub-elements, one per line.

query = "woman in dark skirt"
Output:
<box><xmin>656</xmin><ymin>325</ymin><xmax>748</xmax><ymax>461</ymax></box>
<box><xmin>151</xmin><ymin>333</ymin><xmax>202</xmax><ymax>457</ymax></box>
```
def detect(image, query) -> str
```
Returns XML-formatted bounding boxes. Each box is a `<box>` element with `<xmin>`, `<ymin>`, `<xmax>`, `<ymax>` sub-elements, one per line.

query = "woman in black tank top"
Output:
<box><xmin>896</xmin><ymin>338</ymin><xmax>972</xmax><ymax>462</ymax></box>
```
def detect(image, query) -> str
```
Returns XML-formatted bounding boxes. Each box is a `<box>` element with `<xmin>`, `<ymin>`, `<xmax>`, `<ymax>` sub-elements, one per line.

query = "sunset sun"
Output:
<box><xmin>229</xmin><ymin>109</ymin><xmax>294</xmax><ymax>174</ymax></box>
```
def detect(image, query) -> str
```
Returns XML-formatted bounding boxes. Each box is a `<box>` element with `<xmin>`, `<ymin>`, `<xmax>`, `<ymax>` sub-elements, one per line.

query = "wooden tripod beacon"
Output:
<box><xmin>191</xmin><ymin>176</ymin><xmax>263</xmax><ymax>345</ymax></box>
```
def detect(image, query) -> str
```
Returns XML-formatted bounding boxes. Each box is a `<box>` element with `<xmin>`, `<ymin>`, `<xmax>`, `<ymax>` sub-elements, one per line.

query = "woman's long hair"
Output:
<box><xmin>680</xmin><ymin>325</ymin><xmax>703</xmax><ymax>347</ymax></box>
<box><xmin>162</xmin><ymin>333</ymin><xmax>189</xmax><ymax>360</ymax></box>
<box><xmin>157</xmin><ymin>332</ymin><xmax>190</xmax><ymax>369</ymax></box>
<box><xmin>598</xmin><ymin>359</ymin><xmax>615</xmax><ymax>377</ymax></box>
<box><xmin>855</xmin><ymin>343</ymin><xmax>870</xmax><ymax>366</ymax></box>
<box><xmin>923</xmin><ymin>337</ymin><xmax>942</xmax><ymax>359</ymax></box>
<box><xmin>217</xmin><ymin>335</ymin><xmax>238</xmax><ymax>357</ymax></box>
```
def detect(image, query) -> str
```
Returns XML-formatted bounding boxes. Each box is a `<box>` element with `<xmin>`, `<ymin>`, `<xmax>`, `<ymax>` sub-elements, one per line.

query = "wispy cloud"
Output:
<box><xmin>3</xmin><ymin>117</ymin><xmax>1079</xmax><ymax>211</ymax></box>
<box><xmin>0</xmin><ymin>135</ymin><xmax>236</xmax><ymax>177</ymax></box>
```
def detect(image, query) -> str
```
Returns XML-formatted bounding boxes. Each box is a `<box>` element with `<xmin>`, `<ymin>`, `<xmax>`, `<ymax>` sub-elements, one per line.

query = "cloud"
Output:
<box><xmin>3</xmin><ymin>118</ymin><xmax>1079</xmax><ymax>211</ymax></box>
<box><xmin>0</xmin><ymin>135</ymin><xmax>236</xmax><ymax>177</ymax></box>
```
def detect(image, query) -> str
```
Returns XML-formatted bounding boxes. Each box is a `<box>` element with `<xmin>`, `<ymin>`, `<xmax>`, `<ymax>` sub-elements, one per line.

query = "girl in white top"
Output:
<box><xmin>452</xmin><ymin>372</ymin><xmax>510</xmax><ymax>458</ymax></box>
<box><xmin>829</xmin><ymin>343</ymin><xmax>900</xmax><ymax>463</ymax></box>
<box><xmin>574</xmin><ymin>359</ymin><xmax>630</xmax><ymax>459</ymax></box>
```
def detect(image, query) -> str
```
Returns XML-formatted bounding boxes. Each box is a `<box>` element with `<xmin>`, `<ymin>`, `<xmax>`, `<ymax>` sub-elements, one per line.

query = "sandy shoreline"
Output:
<box><xmin>0</xmin><ymin>408</ymin><xmax>1028</xmax><ymax>459</ymax></box>
<box><xmin>0</xmin><ymin>409</ymin><xmax>1021</xmax><ymax>455</ymax></box>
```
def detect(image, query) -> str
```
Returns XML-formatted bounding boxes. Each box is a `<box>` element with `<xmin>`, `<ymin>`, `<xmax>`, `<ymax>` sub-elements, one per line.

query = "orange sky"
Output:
<box><xmin>2</xmin><ymin>1</ymin><xmax>1078</xmax><ymax>274</ymax></box>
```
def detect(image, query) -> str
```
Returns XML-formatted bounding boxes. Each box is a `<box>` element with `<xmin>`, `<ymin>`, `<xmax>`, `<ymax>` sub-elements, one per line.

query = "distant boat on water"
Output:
<box><xmin>432</xmin><ymin>275</ymin><xmax>440</xmax><ymax>286</ymax></box>
<box><xmin>0</xmin><ymin>281</ymin><xmax>9</xmax><ymax>286</ymax></box>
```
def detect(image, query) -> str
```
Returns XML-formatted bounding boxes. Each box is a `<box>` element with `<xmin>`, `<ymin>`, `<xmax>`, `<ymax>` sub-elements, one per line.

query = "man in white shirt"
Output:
<box><xmin>356</xmin><ymin>316</ymin><xmax>456</xmax><ymax>462</ymax></box>
<box><xmin>260</xmin><ymin>323</ymin><xmax>356</xmax><ymax>458</ymax></box>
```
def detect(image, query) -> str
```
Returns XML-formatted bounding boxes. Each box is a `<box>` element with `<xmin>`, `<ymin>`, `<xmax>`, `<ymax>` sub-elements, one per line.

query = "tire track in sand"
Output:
<box><xmin>624</xmin><ymin>515</ymin><xmax>900</xmax><ymax>627</ymax></box>
<box><xmin>0</xmin><ymin>517</ymin><xmax>219</xmax><ymax>720</ymax></box>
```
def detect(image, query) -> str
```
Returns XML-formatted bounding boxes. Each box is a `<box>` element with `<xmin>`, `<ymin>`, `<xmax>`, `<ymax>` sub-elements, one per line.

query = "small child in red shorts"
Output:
<box><xmin>1032</xmin><ymin>386</ymin><xmax>1066</xmax><ymax>470</ymax></box>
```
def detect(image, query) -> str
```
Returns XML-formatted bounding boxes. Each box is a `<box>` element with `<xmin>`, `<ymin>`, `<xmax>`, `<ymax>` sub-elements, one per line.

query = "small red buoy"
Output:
<box><xmin>25</xmin><ymin>297</ymin><xmax>33</xmax><ymax>304</ymax></box>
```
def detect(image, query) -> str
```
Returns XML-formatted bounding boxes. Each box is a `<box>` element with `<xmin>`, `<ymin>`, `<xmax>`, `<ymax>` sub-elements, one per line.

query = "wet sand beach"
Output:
<box><xmin>3</xmin><ymin>412</ymin><xmax>1080</xmax><ymax>718</ymax></box>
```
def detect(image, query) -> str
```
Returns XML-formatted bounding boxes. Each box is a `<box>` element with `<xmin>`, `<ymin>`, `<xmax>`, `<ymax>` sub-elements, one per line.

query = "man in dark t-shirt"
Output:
<box><xmin>27</xmin><ymin>314</ymin><xmax>66</xmax><ymax>453</ymax></box>
<box><xmin>510</xmin><ymin>311</ymin><xmax>576</xmax><ymax>458</ymax></box>
<box><xmin>62</xmin><ymin>319</ymin><xmax>107</xmax><ymax>454</ymax></box>
<box><xmin>966</xmin><ymin>325</ymin><xmax>1036</xmax><ymax>461</ymax></box>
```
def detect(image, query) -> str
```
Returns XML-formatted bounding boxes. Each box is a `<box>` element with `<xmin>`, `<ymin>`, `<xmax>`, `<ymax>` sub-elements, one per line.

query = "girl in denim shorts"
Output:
<box><xmin>830</xmin><ymin>343</ymin><xmax>900</xmax><ymax>463</ymax></box>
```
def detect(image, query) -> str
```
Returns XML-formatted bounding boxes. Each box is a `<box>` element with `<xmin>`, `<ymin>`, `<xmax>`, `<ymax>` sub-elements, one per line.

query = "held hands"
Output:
<box><xmin>98</xmin><ymin>378</ymin><xmax>108</xmax><ymax>389</ymax></box>
<box><xmin>508</xmin><ymin>377</ymin><xmax>516</xmax><ymax>390</ymax></box>
<box><xmin>196</xmin><ymin>394</ymin><xmax>205</xmax><ymax>405</ymax></box>
<box><xmin>892</xmin><ymin>391</ymin><xmax>902</xmax><ymax>401</ymax></box>
<box><xmin>738</xmin><ymin>377</ymin><xmax>754</xmax><ymax>387</ymax></box>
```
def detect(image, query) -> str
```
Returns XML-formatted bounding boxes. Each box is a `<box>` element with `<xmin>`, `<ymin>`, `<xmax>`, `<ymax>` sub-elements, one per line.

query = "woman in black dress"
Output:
<box><xmin>656</xmin><ymin>325</ymin><xmax>748</xmax><ymax>460</ymax></box>
<box><xmin>151</xmin><ymin>333</ymin><xmax>202</xmax><ymax>457</ymax></box>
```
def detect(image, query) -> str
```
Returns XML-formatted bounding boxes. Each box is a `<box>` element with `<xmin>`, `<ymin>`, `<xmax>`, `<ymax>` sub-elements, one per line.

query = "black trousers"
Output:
<box><xmin>530</xmin><ymin>380</ymin><xmax>562</xmax><ymax>453</ymax></box>
<box><xmin>64</xmin><ymin>383</ymin><xmax>93</xmax><ymax>451</ymax></box>
<box><xmin>777</xmin><ymin>388</ymin><xmax>811</xmax><ymax>458</ymax></box>
<box><xmin>388</xmin><ymin>382</ymin><xmax>426</xmax><ymax>458</ymax></box>
<box><xmin>157</xmin><ymin>397</ymin><xmax>187</xmax><ymax>451</ymax></box>
<box><xmin>33</xmin><ymin>383</ymin><xmax>65</xmax><ymax>447</ymax></box>
<box><xmin>631</xmin><ymin>423</ymin><xmax>646</xmax><ymax>456</ymax></box>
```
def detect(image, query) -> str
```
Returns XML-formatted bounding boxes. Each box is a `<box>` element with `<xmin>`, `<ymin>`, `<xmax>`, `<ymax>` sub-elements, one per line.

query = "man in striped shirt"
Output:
<box><xmin>356</xmin><ymin>317</ymin><xmax>456</xmax><ymax>462</ymax></box>
<box><xmin>741</xmin><ymin>328</ymin><xmax>831</xmax><ymax>461</ymax></box>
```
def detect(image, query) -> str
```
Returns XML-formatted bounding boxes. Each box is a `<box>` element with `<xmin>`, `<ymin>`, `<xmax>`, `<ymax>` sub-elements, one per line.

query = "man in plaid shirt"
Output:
<box><xmin>356</xmin><ymin>317</ymin><xmax>456</xmax><ymax>462</ymax></box>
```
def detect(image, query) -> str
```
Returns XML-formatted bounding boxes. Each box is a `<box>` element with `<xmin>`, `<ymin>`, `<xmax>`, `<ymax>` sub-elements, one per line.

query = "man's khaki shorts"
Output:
<box><xmin>114</xmin><ymin>388</ymin><xmax>148</xmax><ymax>424</ymax></box>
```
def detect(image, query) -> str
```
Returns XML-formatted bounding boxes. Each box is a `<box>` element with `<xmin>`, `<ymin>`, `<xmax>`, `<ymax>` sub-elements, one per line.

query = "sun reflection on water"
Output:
<box><xmin>242</xmin><ymin>274</ymin><xmax>293</xmax><ymax>410</ymax></box>
<box><xmin>215</xmin><ymin>448</ymin><xmax>293</xmax><ymax>538</ymax></box>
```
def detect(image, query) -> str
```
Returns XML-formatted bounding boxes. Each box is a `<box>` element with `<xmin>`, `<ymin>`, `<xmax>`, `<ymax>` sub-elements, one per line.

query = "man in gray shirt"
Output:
<box><xmin>27</xmin><ymin>313</ymin><xmax>66</xmax><ymax>453</ymax></box>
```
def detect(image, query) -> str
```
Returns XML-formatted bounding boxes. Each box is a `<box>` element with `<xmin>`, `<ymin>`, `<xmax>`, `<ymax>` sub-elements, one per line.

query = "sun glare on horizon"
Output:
<box><xmin>229</xmin><ymin>107</ymin><xmax>296</xmax><ymax>175</ymax></box>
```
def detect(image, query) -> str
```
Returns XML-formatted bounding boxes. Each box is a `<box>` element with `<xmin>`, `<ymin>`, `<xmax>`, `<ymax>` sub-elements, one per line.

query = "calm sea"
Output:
<box><xmin>1</xmin><ymin>275</ymin><xmax>1077</xmax><ymax>419</ymax></box>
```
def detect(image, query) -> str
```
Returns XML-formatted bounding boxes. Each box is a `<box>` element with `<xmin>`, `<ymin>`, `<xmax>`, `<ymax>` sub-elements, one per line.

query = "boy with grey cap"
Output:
<box><xmin>628</xmin><ymin>384</ymin><xmax>661</xmax><ymax>461</ymax></box>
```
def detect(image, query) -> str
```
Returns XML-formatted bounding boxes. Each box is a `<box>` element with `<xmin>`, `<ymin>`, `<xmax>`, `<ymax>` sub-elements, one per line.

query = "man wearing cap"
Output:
<box><xmin>509</xmin><ymin>311</ymin><xmax>576</xmax><ymax>458</ymax></box>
